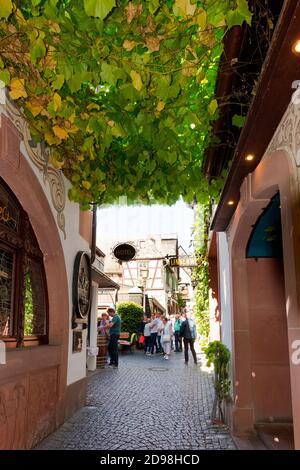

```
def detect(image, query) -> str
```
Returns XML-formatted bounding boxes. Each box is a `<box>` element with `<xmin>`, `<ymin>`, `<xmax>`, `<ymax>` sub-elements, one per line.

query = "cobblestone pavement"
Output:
<box><xmin>36</xmin><ymin>350</ymin><xmax>236</xmax><ymax>450</ymax></box>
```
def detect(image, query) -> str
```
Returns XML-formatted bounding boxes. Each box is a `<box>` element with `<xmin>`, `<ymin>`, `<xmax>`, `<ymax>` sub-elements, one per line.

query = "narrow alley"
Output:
<box><xmin>36</xmin><ymin>351</ymin><xmax>235</xmax><ymax>451</ymax></box>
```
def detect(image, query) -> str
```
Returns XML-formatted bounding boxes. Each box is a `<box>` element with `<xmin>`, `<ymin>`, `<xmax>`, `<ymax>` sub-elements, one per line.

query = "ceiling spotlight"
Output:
<box><xmin>245</xmin><ymin>154</ymin><xmax>255</xmax><ymax>161</ymax></box>
<box><xmin>292</xmin><ymin>39</ymin><xmax>300</xmax><ymax>55</ymax></box>
<box><xmin>227</xmin><ymin>200</ymin><xmax>235</xmax><ymax>206</ymax></box>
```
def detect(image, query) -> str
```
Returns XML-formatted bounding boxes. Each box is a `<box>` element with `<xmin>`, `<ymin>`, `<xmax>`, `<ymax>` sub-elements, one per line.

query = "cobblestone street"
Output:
<box><xmin>36</xmin><ymin>350</ymin><xmax>235</xmax><ymax>450</ymax></box>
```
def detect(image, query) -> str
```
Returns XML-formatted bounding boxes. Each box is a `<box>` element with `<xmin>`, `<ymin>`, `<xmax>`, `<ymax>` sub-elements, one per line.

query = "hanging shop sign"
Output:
<box><xmin>113</xmin><ymin>243</ymin><xmax>136</xmax><ymax>262</ymax></box>
<box><xmin>168</xmin><ymin>256</ymin><xmax>200</xmax><ymax>268</ymax></box>
<box><xmin>73</xmin><ymin>251</ymin><xmax>91</xmax><ymax>318</ymax></box>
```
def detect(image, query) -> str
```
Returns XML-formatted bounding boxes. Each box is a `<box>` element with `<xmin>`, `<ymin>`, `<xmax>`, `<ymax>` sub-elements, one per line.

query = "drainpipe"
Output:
<box><xmin>88</xmin><ymin>203</ymin><xmax>97</xmax><ymax>346</ymax></box>
<box><xmin>90</xmin><ymin>203</ymin><xmax>97</xmax><ymax>264</ymax></box>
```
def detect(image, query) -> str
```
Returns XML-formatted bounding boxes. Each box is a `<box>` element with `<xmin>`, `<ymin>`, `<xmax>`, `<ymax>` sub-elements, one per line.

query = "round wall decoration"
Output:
<box><xmin>113</xmin><ymin>243</ymin><xmax>136</xmax><ymax>262</ymax></box>
<box><xmin>73</xmin><ymin>251</ymin><xmax>91</xmax><ymax>318</ymax></box>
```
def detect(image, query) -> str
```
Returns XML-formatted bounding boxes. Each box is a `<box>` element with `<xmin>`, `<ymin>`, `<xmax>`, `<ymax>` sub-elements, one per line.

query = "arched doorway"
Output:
<box><xmin>0</xmin><ymin>115</ymin><xmax>69</xmax><ymax>449</ymax></box>
<box><xmin>229</xmin><ymin>150</ymin><xmax>300</xmax><ymax>449</ymax></box>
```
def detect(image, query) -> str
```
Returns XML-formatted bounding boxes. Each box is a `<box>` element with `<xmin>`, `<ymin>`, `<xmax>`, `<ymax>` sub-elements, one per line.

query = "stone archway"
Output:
<box><xmin>0</xmin><ymin>115</ymin><xmax>69</xmax><ymax>448</ymax></box>
<box><xmin>228</xmin><ymin>149</ymin><xmax>300</xmax><ymax>449</ymax></box>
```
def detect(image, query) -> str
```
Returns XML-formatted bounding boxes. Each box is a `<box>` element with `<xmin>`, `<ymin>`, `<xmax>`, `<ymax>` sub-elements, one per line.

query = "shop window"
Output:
<box><xmin>0</xmin><ymin>178</ymin><xmax>48</xmax><ymax>347</ymax></box>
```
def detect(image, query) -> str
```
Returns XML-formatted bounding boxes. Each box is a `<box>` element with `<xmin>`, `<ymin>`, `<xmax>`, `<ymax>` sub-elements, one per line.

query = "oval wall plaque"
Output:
<box><xmin>113</xmin><ymin>243</ymin><xmax>136</xmax><ymax>262</ymax></box>
<box><xmin>73</xmin><ymin>251</ymin><xmax>91</xmax><ymax>318</ymax></box>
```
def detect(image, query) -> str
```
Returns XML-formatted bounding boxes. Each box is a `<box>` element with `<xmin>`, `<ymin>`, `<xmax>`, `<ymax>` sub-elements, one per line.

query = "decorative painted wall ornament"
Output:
<box><xmin>267</xmin><ymin>99</ymin><xmax>300</xmax><ymax>167</ymax></box>
<box><xmin>2</xmin><ymin>97</ymin><xmax>66</xmax><ymax>238</ymax></box>
<box><xmin>113</xmin><ymin>243</ymin><xmax>136</xmax><ymax>262</ymax></box>
<box><xmin>72</xmin><ymin>331</ymin><xmax>83</xmax><ymax>354</ymax></box>
<box><xmin>72</xmin><ymin>251</ymin><xmax>91</xmax><ymax>319</ymax></box>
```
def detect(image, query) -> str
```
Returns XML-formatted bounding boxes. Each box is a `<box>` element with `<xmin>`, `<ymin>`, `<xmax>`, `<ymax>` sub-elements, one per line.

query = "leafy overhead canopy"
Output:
<box><xmin>0</xmin><ymin>0</ymin><xmax>252</xmax><ymax>208</ymax></box>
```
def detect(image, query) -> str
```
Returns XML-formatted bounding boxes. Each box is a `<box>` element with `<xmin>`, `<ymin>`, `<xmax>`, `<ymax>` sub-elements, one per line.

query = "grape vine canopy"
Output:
<box><xmin>0</xmin><ymin>0</ymin><xmax>252</xmax><ymax>207</ymax></box>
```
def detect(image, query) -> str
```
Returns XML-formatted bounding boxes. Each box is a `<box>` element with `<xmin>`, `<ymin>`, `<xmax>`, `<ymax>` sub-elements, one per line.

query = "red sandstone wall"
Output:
<box><xmin>247</xmin><ymin>258</ymin><xmax>292</xmax><ymax>422</ymax></box>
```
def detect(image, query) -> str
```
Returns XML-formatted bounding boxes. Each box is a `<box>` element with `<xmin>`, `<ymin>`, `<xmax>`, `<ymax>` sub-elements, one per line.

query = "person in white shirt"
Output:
<box><xmin>149</xmin><ymin>313</ymin><xmax>161</xmax><ymax>355</ymax></box>
<box><xmin>162</xmin><ymin>317</ymin><xmax>173</xmax><ymax>360</ymax></box>
<box><xmin>156</xmin><ymin>316</ymin><xmax>164</xmax><ymax>354</ymax></box>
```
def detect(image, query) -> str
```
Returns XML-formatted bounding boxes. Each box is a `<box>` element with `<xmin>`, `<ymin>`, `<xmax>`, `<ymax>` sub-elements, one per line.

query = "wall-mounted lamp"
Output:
<box><xmin>292</xmin><ymin>39</ymin><xmax>300</xmax><ymax>55</ymax></box>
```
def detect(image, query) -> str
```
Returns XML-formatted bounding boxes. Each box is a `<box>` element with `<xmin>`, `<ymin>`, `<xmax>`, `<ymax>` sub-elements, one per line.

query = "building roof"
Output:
<box><xmin>211</xmin><ymin>1</ymin><xmax>300</xmax><ymax>231</ymax></box>
<box><xmin>91</xmin><ymin>267</ymin><xmax>119</xmax><ymax>289</ymax></box>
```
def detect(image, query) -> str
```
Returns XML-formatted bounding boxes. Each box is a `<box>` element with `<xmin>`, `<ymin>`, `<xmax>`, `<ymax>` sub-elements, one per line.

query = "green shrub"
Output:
<box><xmin>117</xmin><ymin>301</ymin><xmax>143</xmax><ymax>337</ymax></box>
<box><xmin>204</xmin><ymin>340</ymin><xmax>231</xmax><ymax>422</ymax></box>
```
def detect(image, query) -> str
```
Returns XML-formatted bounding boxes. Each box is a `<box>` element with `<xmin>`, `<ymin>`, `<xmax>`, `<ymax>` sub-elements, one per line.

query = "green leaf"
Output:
<box><xmin>232</xmin><ymin>114</ymin><xmax>246</xmax><ymax>128</ymax></box>
<box><xmin>173</xmin><ymin>0</ymin><xmax>196</xmax><ymax>17</ymax></box>
<box><xmin>226</xmin><ymin>0</ymin><xmax>252</xmax><ymax>29</ymax></box>
<box><xmin>148</xmin><ymin>0</ymin><xmax>160</xmax><ymax>14</ymax></box>
<box><xmin>81</xmin><ymin>136</ymin><xmax>94</xmax><ymax>151</ymax></box>
<box><xmin>84</xmin><ymin>0</ymin><xmax>116</xmax><ymax>20</ymax></box>
<box><xmin>52</xmin><ymin>74</ymin><xmax>65</xmax><ymax>90</ymax></box>
<box><xmin>100</xmin><ymin>62</ymin><xmax>124</xmax><ymax>86</ymax></box>
<box><xmin>0</xmin><ymin>70</ymin><xmax>10</xmax><ymax>86</ymax></box>
<box><xmin>30</xmin><ymin>38</ymin><xmax>46</xmax><ymax>63</ymax></box>
<box><xmin>0</xmin><ymin>0</ymin><xmax>13</xmax><ymax>19</ymax></box>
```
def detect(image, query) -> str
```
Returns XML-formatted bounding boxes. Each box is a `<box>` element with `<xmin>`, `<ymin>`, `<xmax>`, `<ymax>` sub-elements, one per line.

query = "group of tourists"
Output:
<box><xmin>96</xmin><ymin>308</ymin><xmax>198</xmax><ymax>369</ymax></box>
<box><xmin>138</xmin><ymin>312</ymin><xmax>198</xmax><ymax>365</ymax></box>
<box><xmin>97</xmin><ymin>307</ymin><xmax>121</xmax><ymax>369</ymax></box>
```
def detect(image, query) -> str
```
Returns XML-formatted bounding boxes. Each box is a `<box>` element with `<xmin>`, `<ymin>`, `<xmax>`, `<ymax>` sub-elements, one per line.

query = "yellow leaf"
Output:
<box><xmin>53</xmin><ymin>125</ymin><xmax>69</xmax><ymax>140</ymax></box>
<box><xmin>111</xmin><ymin>123</ymin><xmax>125</xmax><ymax>138</ymax></box>
<box><xmin>196</xmin><ymin>9</ymin><xmax>207</xmax><ymax>30</ymax></box>
<box><xmin>68</xmin><ymin>112</ymin><xmax>76</xmax><ymax>123</ymax></box>
<box><xmin>16</xmin><ymin>8</ymin><xmax>26</xmax><ymax>25</ymax></box>
<box><xmin>123</xmin><ymin>40</ymin><xmax>137</xmax><ymax>51</ymax></box>
<box><xmin>49</xmin><ymin>152</ymin><xmax>64</xmax><ymax>169</ymax></box>
<box><xmin>156</xmin><ymin>101</ymin><xmax>165</xmax><ymax>112</ymax></box>
<box><xmin>68</xmin><ymin>124</ymin><xmax>79</xmax><ymax>134</ymax></box>
<box><xmin>130</xmin><ymin>70</ymin><xmax>143</xmax><ymax>91</ymax></box>
<box><xmin>26</xmin><ymin>102</ymin><xmax>43</xmax><ymax>117</ymax></box>
<box><xmin>80</xmin><ymin>112</ymin><xmax>89</xmax><ymax>120</ymax></box>
<box><xmin>208</xmin><ymin>99</ymin><xmax>218</xmax><ymax>115</ymax></box>
<box><xmin>40</xmin><ymin>108</ymin><xmax>52</xmax><ymax>119</ymax></box>
<box><xmin>48</xmin><ymin>21</ymin><xmax>61</xmax><ymax>33</ymax></box>
<box><xmin>53</xmin><ymin>92</ymin><xmax>61</xmax><ymax>112</ymax></box>
<box><xmin>87</xmin><ymin>103</ymin><xmax>100</xmax><ymax>111</ymax></box>
<box><xmin>173</xmin><ymin>0</ymin><xmax>196</xmax><ymax>17</ymax></box>
<box><xmin>0</xmin><ymin>0</ymin><xmax>13</xmax><ymax>20</ymax></box>
<box><xmin>45</xmin><ymin>132</ymin><xmax>59</xmax><ymax>146</ymax></box>
<box><xmin>82</xmin><ymin>181</ymin><xmax>91</xmax><ymax>190</ymax></box>
<box><xmin>196</xmin><ymin>68</ymin><xmax>205</xmax><ymax>83</ymax></box>
<box><xmin>9</xmin><ymin>78</ymin><xmax>27</xmax><ymax>100</ymax></box>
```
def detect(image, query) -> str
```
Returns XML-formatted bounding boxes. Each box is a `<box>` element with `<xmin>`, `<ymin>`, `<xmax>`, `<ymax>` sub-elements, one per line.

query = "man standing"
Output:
<box><xmin>180</xmin><ymin>313</ymin><xmax>197</xmax><ymax>365</ymax></box>
<box><xmin>174</xmin><ymin>313</ymin><xmax>183</xmax><ymax>352</ymax></box>
<box><xmin>149</xmin><ymin>313</ymin><xmax>160</xmax><ymax>355</ymax></box>
<box><xmin>106</xmin><ymin>307</ymin><xmax>121</xmax><ymax>368</ymax></box>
